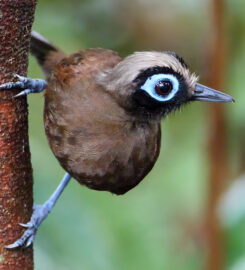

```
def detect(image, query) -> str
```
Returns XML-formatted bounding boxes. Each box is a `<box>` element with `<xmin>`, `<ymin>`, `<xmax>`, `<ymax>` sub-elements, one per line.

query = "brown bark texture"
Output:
<box><xmin>206</xmin><ymin>0</ymin><xmax>228</xmax><ymax>269</ymax></box>
<box><xmin>0</xmin><ymin>0</ymin><xmax>36</xmax><ymax>269</ymax></box>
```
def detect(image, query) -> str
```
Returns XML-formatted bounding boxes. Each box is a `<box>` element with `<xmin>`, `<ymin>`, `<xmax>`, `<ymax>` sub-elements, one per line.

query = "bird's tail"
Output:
<box><xmin>30</xmin><ymin>31</ymin><xmax>66</xmax><ymax>77</ymax></box>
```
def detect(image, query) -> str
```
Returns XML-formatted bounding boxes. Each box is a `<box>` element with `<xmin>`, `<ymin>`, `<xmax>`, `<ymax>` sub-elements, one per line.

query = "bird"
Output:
<box><xmin>0</xmin><ymin>31</ymin><xmax>234</xmax><ymax>248</ymax></box>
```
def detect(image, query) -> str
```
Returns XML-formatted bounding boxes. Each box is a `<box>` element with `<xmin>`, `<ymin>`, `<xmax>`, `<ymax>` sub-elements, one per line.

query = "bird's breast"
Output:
<box><xmin>45</xmin><ymin>110</ymin><xmax>161</xmax><ymax>194</ymax></box>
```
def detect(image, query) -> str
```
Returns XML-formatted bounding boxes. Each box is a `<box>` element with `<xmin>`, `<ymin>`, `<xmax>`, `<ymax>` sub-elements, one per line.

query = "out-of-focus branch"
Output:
<box><xmin>0</xmin><ymin>0</ymin><xmax>36</xmax><ymax>269</ymax></box>
<box><xmin>206</xmin><ymin>0</ymin><xmax>229</xmax><ymax>269</ymax></box>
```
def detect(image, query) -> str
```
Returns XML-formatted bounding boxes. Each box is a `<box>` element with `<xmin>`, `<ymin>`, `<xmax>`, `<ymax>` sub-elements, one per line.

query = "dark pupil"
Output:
<box><xmin>155</xmin><ymin>80</ymin><xmax>173</xmax><ymax>97</ymax></box>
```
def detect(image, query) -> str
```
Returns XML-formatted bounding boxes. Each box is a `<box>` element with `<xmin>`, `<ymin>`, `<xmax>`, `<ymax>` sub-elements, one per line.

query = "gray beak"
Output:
<box><xmin>192</xmin><ymin>83</ymin><xmax>234</xmax><ymax>103</ymax></box>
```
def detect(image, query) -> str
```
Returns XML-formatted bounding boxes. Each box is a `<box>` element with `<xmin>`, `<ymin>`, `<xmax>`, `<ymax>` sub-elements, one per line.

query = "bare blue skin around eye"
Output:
<box><xmin>141</xmin><ymin>74</ymin><xmax>179</xmax><ymax>102</ymax></box>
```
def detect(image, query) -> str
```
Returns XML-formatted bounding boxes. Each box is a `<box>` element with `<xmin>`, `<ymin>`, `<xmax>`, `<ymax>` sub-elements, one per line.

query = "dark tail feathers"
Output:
<box><xmin>30</xmin><ymin>31</ymin><xmax>66</xmax><ymax>77</ymax></box>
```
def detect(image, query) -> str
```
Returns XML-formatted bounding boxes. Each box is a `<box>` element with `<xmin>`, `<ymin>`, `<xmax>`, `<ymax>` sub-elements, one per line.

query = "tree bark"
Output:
<box><xmin>206</xmin><ymin>0</ymin><xmax>228</xmax><ymax>269</ymax></box>
<box><xmin>0</xmin><ymin>0</ymin><xmax>36</xmax><ymax>269</ymax></box>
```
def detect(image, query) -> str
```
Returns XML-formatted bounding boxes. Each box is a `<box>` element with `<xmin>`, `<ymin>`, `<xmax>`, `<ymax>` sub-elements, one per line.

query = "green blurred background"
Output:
<box><xmin>27</xmin><ymin>0</ymin><xmax>245</xmax><ymax>269</ymax></box>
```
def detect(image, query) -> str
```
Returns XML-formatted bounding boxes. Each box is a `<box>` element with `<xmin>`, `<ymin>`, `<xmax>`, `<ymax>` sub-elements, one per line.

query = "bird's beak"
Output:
<box><xmin>192</xmin><ymin>83</ymin><xmax>234</xmax><ymax>103</ymax></box>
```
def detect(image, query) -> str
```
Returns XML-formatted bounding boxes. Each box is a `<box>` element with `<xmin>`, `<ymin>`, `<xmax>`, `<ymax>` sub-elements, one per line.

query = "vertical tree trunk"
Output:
<box><xmin>206</xmin><ymin>0</ymin><xmax>228</xmax><ymax>269</ymax></box>
<box><xmin>0</xmin><ymin>0</ymin><xmax>36</xmax><ymax>269</ymax></box>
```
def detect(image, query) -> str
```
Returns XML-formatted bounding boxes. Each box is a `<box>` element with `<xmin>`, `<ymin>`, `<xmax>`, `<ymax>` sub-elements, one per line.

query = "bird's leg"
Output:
<box><xmin>0</xmin><ymin>74</ymin><xmax>47</xmax><ymax>97</ymax></box>
<box><xmin>5</xmin><ymin>173</ymin><xmax>72</xmax><ymax>249</ymax></box>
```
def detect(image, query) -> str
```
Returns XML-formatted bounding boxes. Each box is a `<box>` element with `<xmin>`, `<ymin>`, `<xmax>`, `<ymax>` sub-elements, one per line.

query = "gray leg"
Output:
<box><xmin>0</xmin><ymin>74</ymin><xmax>47</xmax><ymax>97</ymax></box>
<box><xmin>5</xmin><ymin>173</ymin><xmax>72</xmax><ymax>249</ymax></box>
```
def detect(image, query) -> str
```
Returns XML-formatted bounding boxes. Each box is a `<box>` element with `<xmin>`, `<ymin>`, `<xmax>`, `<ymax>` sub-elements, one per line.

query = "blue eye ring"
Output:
<box><xmin>140</xmin><ymin>74</ymin><xmax>179</xmax><ymax>102</ymax></box>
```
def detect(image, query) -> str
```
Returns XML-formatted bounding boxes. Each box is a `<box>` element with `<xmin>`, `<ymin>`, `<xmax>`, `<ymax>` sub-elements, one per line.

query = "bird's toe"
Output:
<box><xmin>5</xmin><ymin>204</ymin><xmax>49</xmax><ymax>249</ymax></box>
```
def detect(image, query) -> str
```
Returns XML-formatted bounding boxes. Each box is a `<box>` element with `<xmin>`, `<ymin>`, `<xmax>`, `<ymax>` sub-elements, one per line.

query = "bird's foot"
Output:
<box><xmin>5</xmin><ymin>173</ymin><xmax>71</xmax><ymax>249</ymax></box>
<box><xmin>5</xmin><ymin>204</ymin><xmax>50</xmax><ymax>249</ymax></box>
<box><xmin>0</xmin><ymin>74</ymin><xmax>47</xmax><ymax>97</ymax></box>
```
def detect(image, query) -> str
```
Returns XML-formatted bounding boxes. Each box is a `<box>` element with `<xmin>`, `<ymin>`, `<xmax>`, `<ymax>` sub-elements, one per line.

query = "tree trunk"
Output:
<box><xmin>206</xmin><ymin>0</ymin><xmax>228</xmax><ymax>269</ymax></box>
<box><xmin>0</xmin><ymin>0</ymin><xmax>36</xmax><ymax>269</ymax></box>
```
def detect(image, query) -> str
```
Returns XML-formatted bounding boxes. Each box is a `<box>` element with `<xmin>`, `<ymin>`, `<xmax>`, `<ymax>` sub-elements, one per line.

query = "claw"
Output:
<box><xmin>25</xmin><ymin>235</ymin><xmax>35</xmax><ymax>248</ymax></box>
<box><xmin>14</xmin><ymin>74</ymin><xmax>26</xmax><ymax>81</ymax></box>
<box><xmin>19</xmin><ymin>222</ymin><xmax>33</xmax><ymax>228</ymax></box>
<box><xmin>0</xmin><ymin>81</ymin><xmax>25</xmax><ymax>90</ymax></box>
<box><xmin>14</xmin><ymin>89</ymin><xmax>32</xmax><ymax>98</ymax></box>
<box><xmin>5</xmin><ymin>242</ymin><xmax>21</xmax><ymax>249</ymax></box>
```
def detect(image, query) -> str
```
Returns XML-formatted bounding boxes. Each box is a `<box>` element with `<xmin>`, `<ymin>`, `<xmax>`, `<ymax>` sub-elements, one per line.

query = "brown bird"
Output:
<box><xmin>0</xmin><ymin>31</ymin><xmax>234</xmax><ymax>248</ymax></box>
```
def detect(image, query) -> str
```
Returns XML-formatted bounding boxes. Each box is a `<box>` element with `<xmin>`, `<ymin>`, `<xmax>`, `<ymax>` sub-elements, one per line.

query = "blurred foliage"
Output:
<box><xmin>25</xmin><ymin>0</ymin><xmax>245</xmax><ymax>269</ymax></box>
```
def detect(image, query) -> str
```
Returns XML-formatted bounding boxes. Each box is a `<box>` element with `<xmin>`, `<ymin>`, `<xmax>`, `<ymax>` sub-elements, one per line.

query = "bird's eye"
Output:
<box><xmin>155</xmin><ymin>81</ymin><xmax>173</xmax><ymax>97</ymax></box>
<box><xmin>140</xmin><ymin>73</ymin><xmax>179</xmax><ymax>102</ymax></box>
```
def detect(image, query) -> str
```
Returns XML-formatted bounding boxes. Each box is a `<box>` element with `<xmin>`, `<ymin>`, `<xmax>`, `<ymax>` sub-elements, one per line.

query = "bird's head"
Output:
<box><xmin>98</xmin><ymin>51</ymin><xmax>234</xmax><ymax>120</ymax></box>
